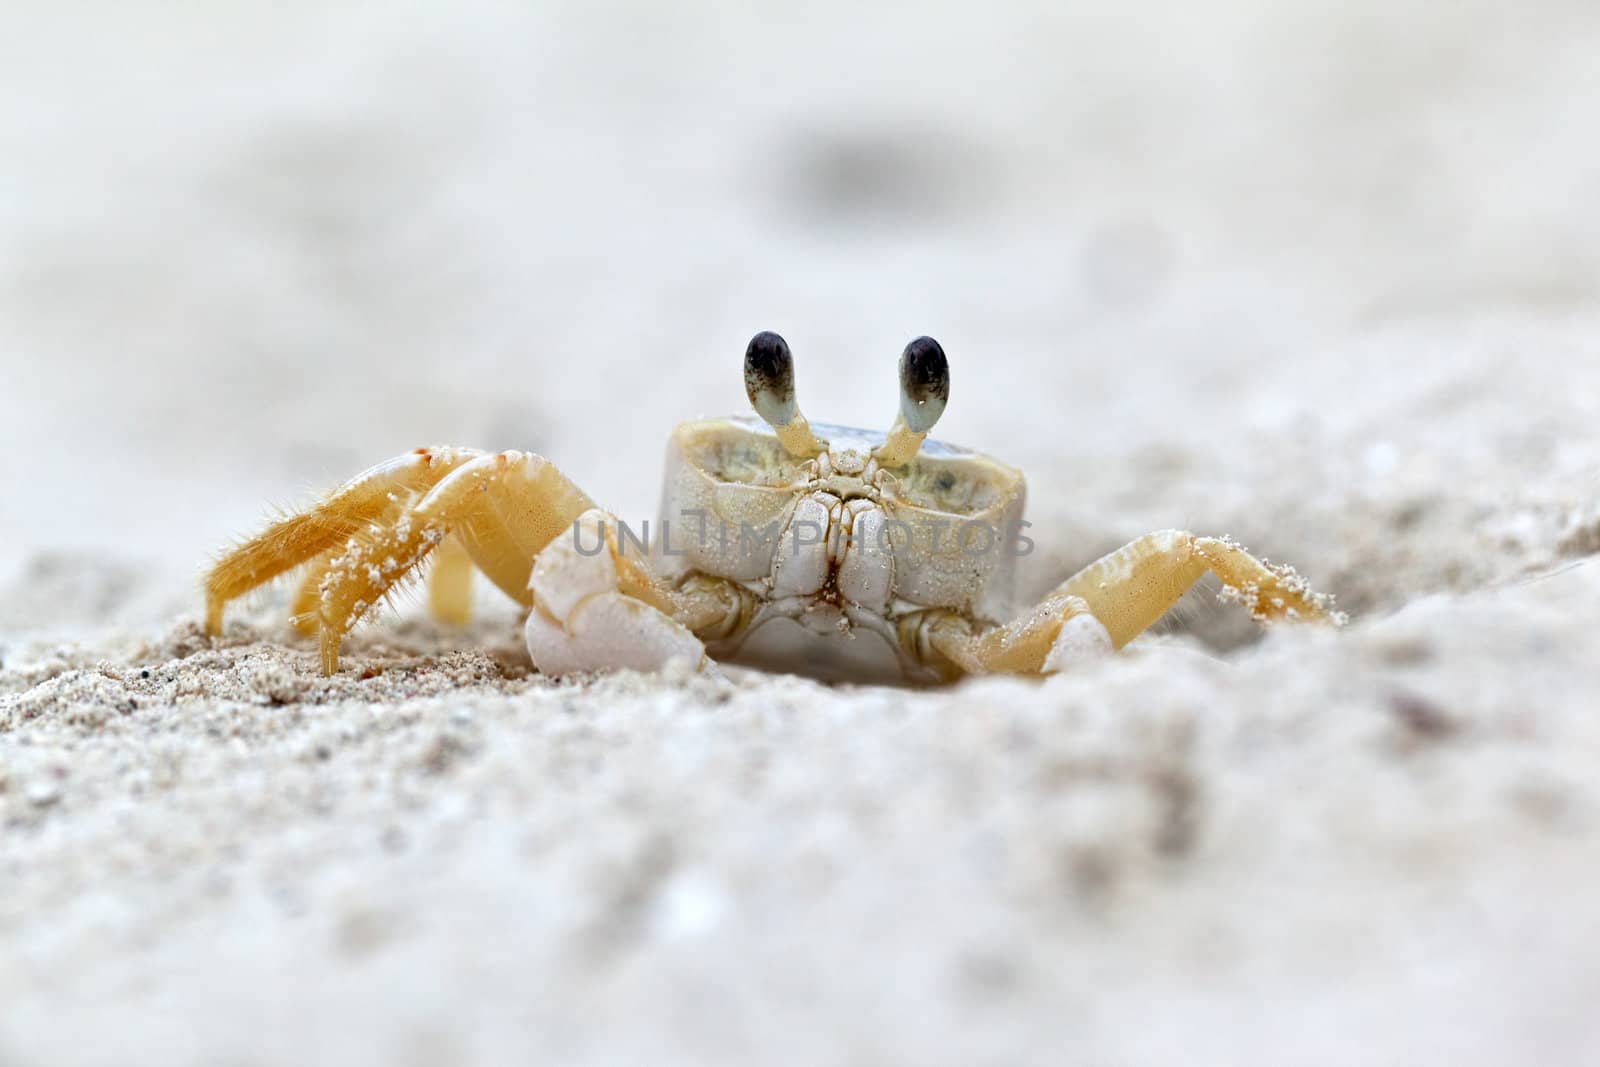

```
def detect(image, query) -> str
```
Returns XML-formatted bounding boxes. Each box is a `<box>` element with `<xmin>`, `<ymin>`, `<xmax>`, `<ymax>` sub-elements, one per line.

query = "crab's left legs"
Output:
<box><xmin>926</xmin><ymin>529</ymin><xmax>1341</xmax><ymax>676</ymax></box>
<box><xmin>426</xmin><ymin>534</ymin><xmax>476</xmax><ymax>626</ymax></box>
<box><xmin>314</xmin><ymin>464</ymin><xmax>712</xmax><ymax>676</ymax></box>
<box><xmin>205</xmin><ymin>446</ymin><xmax>486</xmax><ymax>634</ymax></box>
<box><xmin>311</xmin><ymin>450</ymin><xmax>595</xmax><ymax>673</ymax></box>
<box><xmin>281</xmin><ymin>534</ymin><xmax>473</xmax><ymax>635</ymax></box>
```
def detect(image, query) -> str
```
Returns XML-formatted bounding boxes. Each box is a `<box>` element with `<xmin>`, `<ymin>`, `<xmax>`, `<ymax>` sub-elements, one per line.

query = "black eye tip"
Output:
<box><xmin>900</xmin><ymin>335</ymin><xmax>950</xmax><ymax>403</ymax></box>
<box><xmin>744</xmin><ymin>330</ymin><xmax>797</xmax><ymax>424</ymax></box>
<box><xmin>746</xmin><ymin>330</ymin><xmax>790</xmax><ymax>364</ymax></box>
<box><xmin>745</xmin><ymin>331</ymin><xmax>793</xmax><ymax>379</ymax></box>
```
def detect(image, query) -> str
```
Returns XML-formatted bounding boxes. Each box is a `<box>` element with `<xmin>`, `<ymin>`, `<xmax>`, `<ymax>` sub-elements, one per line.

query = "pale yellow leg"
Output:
<box><xmin>928</xmin><ymin>529</ymin><xmax>1339</xmax><ymax>677</ymax></box>
<box><xmin>1056</xmin><ymin>529</ymin><xmax>1340</xmax><ymax>649</ymax></box>
<box><xmin>446</xmin><ymin>453</ymin><xmax>596</xmax><ymax>605</ymax></box>
<box><xmin>672</xmin><ymin>573</ymin><xmax>756</xmax><ymax>643</ymax></box>
<box><xmin>427</xmin><ymin>534</ymin><xmax>475</xmax><ymax>625</ymax></box>
<box><xmin>203</xmin><ymin>447</ymin><xmax>481</xmax><ymax>634</ymax></box>
<box><xmin>289</xmin><ymin>550</ymin><xmax>339</xmax><ymax>636</ymax></box>
<box><xmin>925</xmin><ymin>594</ymin><xmax>1101</xmax><ymax>677</ymax></box>
<box><xmin>315</xmin><ymin>451</ymin><xmax>595</xmax><ymax>675</ymax></box>
<box><xmin>292</xmin><ymin>493</ymin><xmax>412</xmax><ymax>635</ymax></box>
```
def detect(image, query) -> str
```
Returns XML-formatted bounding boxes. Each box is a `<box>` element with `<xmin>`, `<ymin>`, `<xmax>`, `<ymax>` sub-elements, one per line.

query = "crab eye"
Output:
<box><xmin>899</xmin><ymin>335</ymin><xmax>949</xmax><ymax>433</ymax></box>
<box><xmin>744</xmin><ymin>330</ymin><xmax>798</xmax><ymax>428</ymax></box>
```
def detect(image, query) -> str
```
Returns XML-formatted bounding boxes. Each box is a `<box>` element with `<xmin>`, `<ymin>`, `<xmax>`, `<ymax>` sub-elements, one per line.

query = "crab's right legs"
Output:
<box><xmin>926</xmin><ymin>529</ymin><xmax>1340</xmax><ymax>676</ymax></box>
<box><xmin>1054</xmin><ymin>529</ymin><xmax>1341</xmax><ymax>647</ymax></box>
<box><xmin>919</xmin><ymin>593</ymin><xmax>1110</xmax><ymax>678</ymax></box>
<box><xmin>523</xmin><ymin>509</ymin><xmax>712</xmax><ymax>675</ymax></box>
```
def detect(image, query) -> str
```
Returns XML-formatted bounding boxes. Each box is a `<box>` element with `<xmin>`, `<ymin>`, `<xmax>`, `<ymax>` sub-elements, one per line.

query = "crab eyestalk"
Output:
<box><xmin>875</xmin><ymin>336</ymin><xmax>949</xmax><ymax>467</ymax></box>
<box><xmin>744</xmin><ymin>331</ymin><xmax>826</xmax><ymax>458</ymax></box>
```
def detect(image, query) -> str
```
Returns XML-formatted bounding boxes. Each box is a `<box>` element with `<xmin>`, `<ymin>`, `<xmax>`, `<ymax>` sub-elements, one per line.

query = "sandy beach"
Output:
<box><xmin>4</xmin><ymin>2</ymin><xmax>1600</xmax><ymax>1063</ymax></box>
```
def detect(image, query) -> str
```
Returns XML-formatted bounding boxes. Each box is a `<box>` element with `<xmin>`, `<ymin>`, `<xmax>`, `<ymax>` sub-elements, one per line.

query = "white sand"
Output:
<box><xmin>4</xmin><ymin>2</ymin><xmax>1600</xmax><ymax>1063</ymax></box>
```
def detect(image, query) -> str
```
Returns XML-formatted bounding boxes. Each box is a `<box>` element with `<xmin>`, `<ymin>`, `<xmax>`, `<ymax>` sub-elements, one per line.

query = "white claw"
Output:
<box><xmin>529</xmin><ymin>509</ymin><xmax>618</xmax><ymax>621</ymax></box>
<box><xmin>525</xmin><ymin>593</ymin><xmax>704</xmax><ymax>676</ymax></box>
<box><xmin>524</xmin><ymin>507</ymin><xmax>707</xmax><ymax>676</ymax></box>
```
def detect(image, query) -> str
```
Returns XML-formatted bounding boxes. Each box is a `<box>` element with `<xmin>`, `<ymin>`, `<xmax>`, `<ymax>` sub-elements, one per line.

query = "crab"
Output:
<box><xmin>203</xmin><ymin>332</ymin><xmax>1341</xmax><ymax>683</ymax></box>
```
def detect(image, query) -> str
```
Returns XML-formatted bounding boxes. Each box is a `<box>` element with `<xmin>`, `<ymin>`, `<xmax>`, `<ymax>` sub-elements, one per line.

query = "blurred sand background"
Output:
<box><xmin>3</xmin><ymin>2</ymin><xmax>1600</xmax><ymax>1063</ymax></box>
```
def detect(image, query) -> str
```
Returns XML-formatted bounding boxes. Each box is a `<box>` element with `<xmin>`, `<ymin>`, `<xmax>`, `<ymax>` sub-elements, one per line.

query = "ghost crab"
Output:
<box><xmin>204</xmin><ymin>333</ymin><xmax>1341</xmax><ymax>683</ymax></box>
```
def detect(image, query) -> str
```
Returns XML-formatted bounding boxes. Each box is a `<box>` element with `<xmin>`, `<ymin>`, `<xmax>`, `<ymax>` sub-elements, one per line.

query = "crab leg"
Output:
<box><xmin>288</xmin><ymin>549</ymin><xmax>341</xmax><ymax>636</ymax></box>
<box><xmin>284</xmin><ymin>509</ymin><xmax>476</xmax><ymax>634</ymax></box>
<box><xmin>1054</xmin><ymin>530</ymin><xmax>1341</xmax><ymax>647</ymax></box>
<box><xmin>426</xmin><ymin>534</ymin><xmax>476</xmax><ymax>626</ymax></box>
<box><xmin>930</xmin><ymin>529</ymin><xmax>1340</xmax><ymax>675</ymax></box>
<box><xmin>922</xmin><ymin>593</ymin><xmax>1108</xmax><ymax>677</ymax></box>
<box><xmin>203</xmin><ymin>447</ymin><xmax>483</xmax><ymax>634</ymax></box>
<box><xmin>312</xmin><ymin>451</ymin><xmax>594</xmax><ymax>674</ymax></box>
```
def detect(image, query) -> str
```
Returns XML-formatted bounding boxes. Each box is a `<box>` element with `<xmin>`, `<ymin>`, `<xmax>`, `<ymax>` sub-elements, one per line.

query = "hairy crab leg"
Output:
<box><xmin>426</xmin><ymin>534</ymin><xmax>476</xmax><ymax>626</ymax></box>
<box><xmin>313</xmin><ymin>451</ymin><xmax>593</xmax><ymax>674</ymax></box>
<box><xmin>926</xmin><ymin>529</ymin><xmax>1341</xmax><ymax>677</ymax></box>
<box><xmin>447</xmin><ymin>453</ymin><xmax>595</xmax><ymax>605</ymax></box>
<box><xmin>288</xmin><ymin>549</ymin><xmax>340</xmax><ymax>636</ymax></box>
<box><xmin>203</xmin><ymin>447</ymin><xmax>482</xmax><ymax>634</ymax></box>
<box><xmin>921</xmin><ymin>594</ymin><xmax>1109</xmax><ymax>677</ymax></box>
<box><xmin>289</xmin><ymin>506</ymin><xmax>476</xmax><ymax>633</ymax></box>
<box><xmin>1055</xmin><ymin>529</ymin><xmax>1343</xmax><ymax>649</ymax></box>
